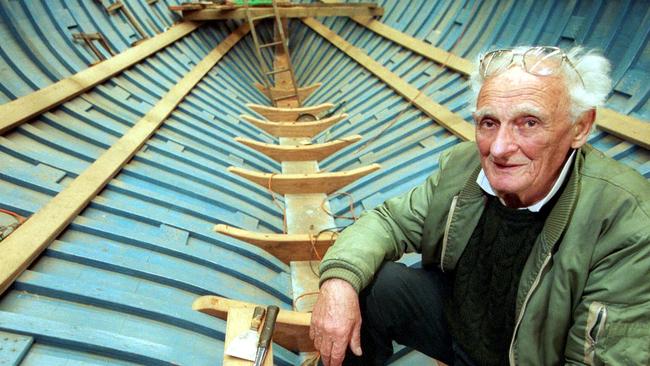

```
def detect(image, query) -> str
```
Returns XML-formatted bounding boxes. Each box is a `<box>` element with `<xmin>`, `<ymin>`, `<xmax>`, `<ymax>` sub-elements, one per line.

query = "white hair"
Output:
<box><xmin>469</xmin><ymin>46</ymin><xmax>612</xmax><ymax>122</ymax></box>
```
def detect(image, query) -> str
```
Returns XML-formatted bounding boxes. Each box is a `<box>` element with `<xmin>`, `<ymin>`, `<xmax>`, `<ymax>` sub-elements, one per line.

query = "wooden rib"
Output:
<box><xmin>214</xmin><ymin>224</ymin><xmax>336</xmax><ymax>264</ymax></box>
<box><xmin>178</xmin><ymin>3</ymin><xmax>383</xmax><ymax>21</ymax></box>
<box><xmin>0</xmin><ymin>23</ymin><xmax>250</xmax><ymax>296</ymax></box>
<box><xmin>254</xmin><ymin>82</ymin><xmax>322</xmax><ymax>102</ymax></box>
<box><xmin>240</xmin><ymin>114</ymin><xmax>348</xmax><ymax>138</ymax></box>
<box><xmin>227</xmin><ymin>163</ymin><xmax>381</xmax><ymax>195</ymax></box>
<box><xmin>302</xmin><ymin>17</ymin><xmax>475</xmax><ymax>141</ymax></box>
<box><xmin>224</xmin><ymin>307</ymin><xmax>273</xmax><ymax>366</ymax></box>
<box><xmin>247</xmin><ymin>103</ymin><xmax>334</xmax><ymax>121</ymax></box>
<box><xmin>193</xmin><ymin>295</ymin><xmax>314</xmax><ymax>352</ymax></box>
<box><xmin>0</xmin><ymin>22</ymin><xmax>201</xmax><ymax>135</ymax></box>
<box><xmin>596</xmin><ymin>108</ymin><xmax>650</xmax><ymax>150</ymax></box>
<box><xmin>234</xmin><ymin>135</ymin><xmax>362</xmax><ymax>162</ymax></box>
<box><xmin>332</xmin><ymin>9</ymin><xmax>649</xmax><ymax>148</ymax></box>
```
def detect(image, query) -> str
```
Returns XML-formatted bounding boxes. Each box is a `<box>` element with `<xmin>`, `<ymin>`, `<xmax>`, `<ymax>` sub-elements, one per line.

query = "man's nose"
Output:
<box><xmin>490</xmin><ymin>125</ymin><xmax>518</xmax><ymax>158</ymax></box>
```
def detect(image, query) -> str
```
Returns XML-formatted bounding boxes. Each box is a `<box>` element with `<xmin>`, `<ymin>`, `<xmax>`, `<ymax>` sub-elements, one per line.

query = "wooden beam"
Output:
<box><xmin>227</xmin><ymin>163</ymin><xmax>381</xmax><ymax>195</ymax></box>
<box><xmin>193</xmin><ymin>295</ymin><xmax>314</xmax><ymax>352</ymax></box>
<box><xmin>224</xmin><ymin>307</ymin><xmax>273</xmax><ymax>366</ymax></box>
<box><xmin>302</xmin><ymin>17</ymin><xmax>475</xmax><ymax>141</ymax></box>
<box><xmin>214</xmin><ymin>224</ymin><xmax>336</xmax><ymax>264</ymax></box>
<box><xmin>234</xmin><ymin>135</ymin><xmax>362</xmax><ymax>162</ymax></box>
<box><xmin>240</xmin><ymin>113</ymin><xmax>348</xmax><ymax>138</ymax></box>
<box><xmin>336</xmin><ymin>11</ymin><xmax>650</xmax><ymax>148</ymax></box>
<box><xmin>177</xmin><ymin>3</ymin><xmax>383</xmax><ymax>21</ymax></box>
<box><xmin>0</xmin><ymin>22</ymin><xmax>201</xmax><ymax>134</ymax></box>
<box><xmin>596</xmin><ymin>108</ymin><xmax>650</xmax><ymax>150</ymax></box>
<box><xmin>254</xmin><ymin>82</ymin><xmax>322</xmax><ymax>102</ymax></box>
<box><xmin>247</xmin><ymin>103</ymin><xmax>334</xmax><ymax>121</ymax></box>
<box><xmin>0</xmin><ymin>23</ymin><xmax>250</xmax><ymax>296</ymax></box>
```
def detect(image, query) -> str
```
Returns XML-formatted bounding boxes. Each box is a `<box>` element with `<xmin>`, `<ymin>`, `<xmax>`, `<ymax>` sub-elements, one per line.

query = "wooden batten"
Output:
<box><xmin>177</xmin><ymin>3</ymin><xmax>383</xmax><ymax>21</ymax></box>
<box><xmin>254</xmin><ymin>82</ymin><xmax>322</xmax><ymax>102</ymax></box>
<box><xmin>247</xmin><ymin>103</ymin><xmax>334</xmax><ymax>121</ymax></box>
<box><xmin>240</xmin><ymin>114</ymin><xmax>348</xmax><ymax>138</ymax></box>
<box><xmin>235</xmin><ymin>135</ymin><xmax>362</xmax><ymax>162</ymax></box>
<box><xmin>227</xmin><ymin>163</ymin><xmax>381</xmax><ymax>195</ymax></box>
<box><xmin>193</xmin><ymin>295</ymin><xmax>314</xmax><ymax>352</ymax></box>
<box><xmin>214</xmin><ymin>224</ymin><xmax>336</xmax><ymax>264</ymax></box>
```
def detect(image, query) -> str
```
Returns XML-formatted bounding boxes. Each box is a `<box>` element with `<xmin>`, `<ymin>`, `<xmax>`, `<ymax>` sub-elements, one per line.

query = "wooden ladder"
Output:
<box><xmin>244</xmin><ymin>0</ymin><xmax>302</xmax><ymax>106</ymax></box>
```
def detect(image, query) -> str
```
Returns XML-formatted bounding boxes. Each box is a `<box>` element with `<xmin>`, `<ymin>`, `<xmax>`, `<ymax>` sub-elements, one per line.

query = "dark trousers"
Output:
<box><xmin>342</xmin><ymin>262</ymin><xmax>476</xmax><ymax>366</ymax></box>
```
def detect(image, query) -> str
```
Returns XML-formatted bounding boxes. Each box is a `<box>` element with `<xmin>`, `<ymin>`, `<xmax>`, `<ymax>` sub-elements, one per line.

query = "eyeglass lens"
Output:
<box><xmin>523</xmin><ymin>47</ymin><xmax>563</xmax><ymax>76</ymax></box>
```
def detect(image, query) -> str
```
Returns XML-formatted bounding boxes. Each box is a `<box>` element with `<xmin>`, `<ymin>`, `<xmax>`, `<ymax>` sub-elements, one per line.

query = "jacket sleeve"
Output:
<box><xmin>318</xmin><ymin>149</ymin><xmax>454</xmax><ymax>293</ymax></box>
<box><xmin>563</xmin><ymin>230</ymin><xmax>650</xmax><ymax>365</ymax></box>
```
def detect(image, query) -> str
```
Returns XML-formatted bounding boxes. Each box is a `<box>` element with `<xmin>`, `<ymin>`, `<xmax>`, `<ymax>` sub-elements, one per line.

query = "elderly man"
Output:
<box><xmin>309</xmin><ymin>46</ymin><xmax>650</xmax><ymax>366</ymax></box>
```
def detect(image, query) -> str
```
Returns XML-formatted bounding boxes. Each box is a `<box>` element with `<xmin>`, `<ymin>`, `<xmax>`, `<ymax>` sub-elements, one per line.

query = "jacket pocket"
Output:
<box><xmin>585</xmin><ymin>301</ymin><xmax>650</xmax><ymax>365</ymax></box>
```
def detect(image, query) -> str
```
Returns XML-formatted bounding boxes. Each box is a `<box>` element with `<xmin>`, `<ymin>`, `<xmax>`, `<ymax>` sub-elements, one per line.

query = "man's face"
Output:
<box><xmin>474</xmin><ymin>68</ymin><xmax>585</xmax><ymax>207</ymax></box>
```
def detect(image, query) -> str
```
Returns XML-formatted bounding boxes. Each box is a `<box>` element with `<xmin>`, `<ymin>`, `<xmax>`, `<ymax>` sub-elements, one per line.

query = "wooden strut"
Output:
<box><xmin>228</xmin><ymin>163</ymin><xmax>380</xmax><ymax>195</ymax></box>
<box><xmin>0</xmin><ymin>21</ymin><xmax>201</xmax><ymax>135</ymax></box>
<box><xmin>193</xmin><ymin>295</ymin><xmax>314</xmax><ymax>352</ymax></box>
<box><xmin>240</xmin><ymin>113</ymin><xmax>348</xmax><ymax>138</ymax></box>
<box><xmin>234</xmin><ymin>135</ymin><xmax>362</xmax><ymax>162</ymax></box>
<box><xmin>247</xmin><ymin>103</ymin><xmax>334</xmax><ymax>121</ymax></box>
<box><xmin>0</xmin><ymin>23</ymin><xmax>251</xmax><ymax>297</ymax></box>
<box><xmin>214</xmin><ymin>224</ymin><xmax>336</xmax><ymax>264</ymax></box>
<box><xmin>175</xmin><ymin>3</ymin><xmax>384</xmax><ymax>21</ymax></box>
<box><xmin>254</xmin><ymin>82</ymin><xmax>322</xmax><ymax>103</ymax></box>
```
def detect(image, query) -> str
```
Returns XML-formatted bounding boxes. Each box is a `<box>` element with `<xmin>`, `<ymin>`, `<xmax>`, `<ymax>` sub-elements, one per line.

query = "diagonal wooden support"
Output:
<box><xmin>0</xmin><ymin>23</ymin><xmax>250</xmax><ymax>296</ymax></box>
<box><xmin>193</xmin><ymin>295</ymin><xmax>313</xmax><ymax>352</ymax></box>
<box><xmin>0</xmin><ymin>22</ymin><xmax>201</xmax><ymax>134</ymax></box>
<box><xmin>227</xmin><ymin>163</ymin><xmax>381</xmax><ymax>195</ymax></box>
<box><xmin>247</xmin><ymin>103</ymin><xmax>334</xmax><ymax>121</ymax></box>
<box><xmin>240</xmin><ymin>114</ymin><xmax>348</xmax><ymax>138</ymax></box>
<box><xmin>254</xmin><ymin>82</ymin><xmax>322</xmax><ymax>103</ymax></box>
<box><xmin>234</xmin><ymin>135</ymin><xmax>362</xmax><ymax>162</ymax></box>
<box><xmin>214</xmin><ymin>224</ymin><xmax>335</xmax><ymax>264</ymax></box>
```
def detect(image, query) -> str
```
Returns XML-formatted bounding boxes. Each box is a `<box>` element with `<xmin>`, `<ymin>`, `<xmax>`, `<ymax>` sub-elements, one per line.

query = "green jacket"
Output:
<box><xmin>320</xmin><ymin>142</ymin><xmax>650</xmax><ymax>365</ymax></box>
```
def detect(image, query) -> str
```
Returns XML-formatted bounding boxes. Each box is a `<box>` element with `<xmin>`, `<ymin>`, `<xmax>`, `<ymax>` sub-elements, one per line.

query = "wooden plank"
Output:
<box><xmin>227</xmin><ymin>163</ymin><xmax>381</xmax><ymax>195</ymax></box>
<box><xmin>247</xmin><ymin>103</ymin><xmax>334</xmax><ymax>121</ymax></box>
<box><xmin>224</xmin><ymin>307</ymin><xmax>273</xmax><ymax>366</ymax></box>
<box><xmin>179</xmin><ymin>3</ymin><xmax>383</xmax><ymax>21</ymax></box>
<box><xmin>596</xmin><ymin>108</ymin><xmax>650</xmax><ymax>150</ymax></box>
<box><xmin>335</xmin><ymin>10</ymin><xmax>649</xmax><ymax>148</ymax></box>
<box><xmin>0</xmin><ymin>23</ymin><xmax>250</xmax><ymax>296</ymax></box>
<box><xmin>254</xmin><ymin>82</ymin><xmax>322</xmax><ymax>102</ymax></box>
<box><xmin>240</xmin><ymin>113</ymin><xmax>348</xmax><ymax>138</ymax></box>
<box><xmin>234</xmin><ymin>135</ymin><xmax>361</xmax><ymax>162</ymax></box>
<box><xmin>194</xmin><ymin>295</ymin><xmax>313</xmax><ymax>352</ymax></box>
<box><xmin>302</xmin><ymin>17</ymin><xmax>475</xmax><ymax>141</ymax></box>
<box><xmin>0</xmin><ymin>22</ymin><xmax>201</xmax><ymax>135</ymax></box>
<box><xmin>214</xmin><ymin>224</ymin><xmax>335</xmax><ymax>264</ymax></box>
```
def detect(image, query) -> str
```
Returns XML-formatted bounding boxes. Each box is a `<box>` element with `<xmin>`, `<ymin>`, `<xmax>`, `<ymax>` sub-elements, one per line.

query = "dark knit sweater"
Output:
<box><xmin>445</xmin><ymin>195</ymin><xmax>553</xmax><ymax>365</ymax></box>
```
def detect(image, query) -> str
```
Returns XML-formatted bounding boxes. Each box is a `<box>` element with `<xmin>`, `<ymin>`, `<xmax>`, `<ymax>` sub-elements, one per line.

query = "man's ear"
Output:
<box><xmin>571</xmin><ymin>109</ymin><xmax>596</xmax><ymax>149</ymax></box>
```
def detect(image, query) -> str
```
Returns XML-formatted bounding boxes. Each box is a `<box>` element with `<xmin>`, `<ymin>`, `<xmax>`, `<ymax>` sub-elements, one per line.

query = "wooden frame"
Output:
<box><xmin>240</xmin><ymin>113</ymin><xmax>348</xmax><ymax>138</ymax></box>
<box><xmin>234</xmin><ymin>135</ymin><xmax>362</xmax><ymax>162</ymax></box>
<box><xmin>254</xmin><ymin>82</ymin><xmax>322</xmax><ymax>102</ymax></box>
<box><xmin>246</xmin><ymin>103</ymin><xmax>334</xmax><ymax>121</ymax></box>
<box><xmin>0</xmin><ymin>23</ymin><xmax>250</xmax><ymax>296</ymax></box>
<box><xmin>0</xmin><ymin>22</ymin><xmax>201</xmax><ymax>134</ymax></box>
<box><xmin>214</xmin><ymin>224</ymin><xmax>336</xmax><ymax>264</ymax></box>
<box><xmin>176</xmin><ymin>3</ymin><xmax>383</xmax><ymax>21</ymax></box>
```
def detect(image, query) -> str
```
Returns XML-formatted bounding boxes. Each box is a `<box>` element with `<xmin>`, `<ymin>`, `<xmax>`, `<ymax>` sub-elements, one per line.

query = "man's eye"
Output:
<box><xmin>524</xmin><ymin>119</ymin><xmax>538</xmax><ymax>127</ymax></box>
<box><xmin>481</xmin><ymin>120</ymin><xmax>496</xmax><ymax>128</ymax></box>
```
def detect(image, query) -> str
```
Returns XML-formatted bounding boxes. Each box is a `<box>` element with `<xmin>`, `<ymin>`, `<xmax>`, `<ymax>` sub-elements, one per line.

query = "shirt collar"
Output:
<box><xmin>476</xmin><ymin>150</ymin><xmax>576</xmax><ymax>212</ymax></box>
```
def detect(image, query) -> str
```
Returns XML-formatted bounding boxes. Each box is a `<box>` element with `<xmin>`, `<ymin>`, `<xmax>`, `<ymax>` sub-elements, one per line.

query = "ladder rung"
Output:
<box><xmin>273</xmin><ymin>93</ymin><xmax>298</xmax><ymax>101</ymax></box>
<box><xmin>266</xmin><ymin>68</ymin><xmax>290</xmax><ymax>75</ymax></box>
<box><xmin>260</xmin><ymin>40</ymin><xmax>284</xmax><ymax>48</ymax></box>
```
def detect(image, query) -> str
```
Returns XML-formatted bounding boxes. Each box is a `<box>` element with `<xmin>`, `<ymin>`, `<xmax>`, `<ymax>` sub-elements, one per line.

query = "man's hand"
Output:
<box><xmin>310</xmin><ymin>278</ymin><xmax>363</xmax><ymax>366</ymax></box>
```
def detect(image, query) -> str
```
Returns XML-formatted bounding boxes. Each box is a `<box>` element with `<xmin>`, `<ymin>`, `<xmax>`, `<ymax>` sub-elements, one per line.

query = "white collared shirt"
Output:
<box><xmin>476</xmin><ymin>150</ymin><xmax>576</xmax><ymax>212</ymax></box>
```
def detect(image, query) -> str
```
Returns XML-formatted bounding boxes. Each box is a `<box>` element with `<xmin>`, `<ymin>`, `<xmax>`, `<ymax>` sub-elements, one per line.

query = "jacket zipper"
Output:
<box><xmin>440</xmin><ymin>195</ymin><xmax>458</xmax><ymax>272</ymax></box>
<box><xmin>508</xmin><ymin>253</ymin><xmax>552</xmax><ymax>365</ymax></box>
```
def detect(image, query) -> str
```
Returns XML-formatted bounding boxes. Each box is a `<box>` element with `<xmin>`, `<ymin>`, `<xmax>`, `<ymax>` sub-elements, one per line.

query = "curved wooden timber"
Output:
<box><xmin>240</xmin><ymin>114</ymin><xmax>348</xmax><ymax>138</ymax></box>
<box><xmin>254</xmin><ymin>82</ymin><xmax>322</xmax><ymax>102</ymax></box>
<box><xmin>214</xmin><ymin>224</ymin><xmax>336</xmax><ymax>264</ymax></box>
<box><xmin>193</xmin><ymin>295</ymin><xmax>314</xmax><ymax>352</ymax></box>
<box><xmin>247</xmin><ymin>103</ymin><xmax>334</xmax><ymax>121</ymax></box>
<box><xmin>227</xmin><ymin>163</ymin><xmax>381</xmax><ymax>194</ymax></box>
<box><xmin>234</xmin><ymin>135</ymin><xmax>362</xmax><ymax>162</ymax></box>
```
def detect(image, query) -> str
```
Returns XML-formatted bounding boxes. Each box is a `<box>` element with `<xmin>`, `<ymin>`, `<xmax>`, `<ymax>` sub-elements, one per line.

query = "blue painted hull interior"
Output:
<box><xmin>0</xmin><ymin>0</ymin><xmax>648</xmax><ymax>364</ymax></box>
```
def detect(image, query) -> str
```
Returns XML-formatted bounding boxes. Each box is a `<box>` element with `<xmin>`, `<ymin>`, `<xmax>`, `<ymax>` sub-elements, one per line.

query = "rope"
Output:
<box><xmin>267</xmin><ymin>173</ymin><xmax>288</xmax><ymax>233</ymax></box>
<box><xmin>320</xmin><ymin>192</ymin><xmax>357</xmax><ymax>222</ymax></box>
